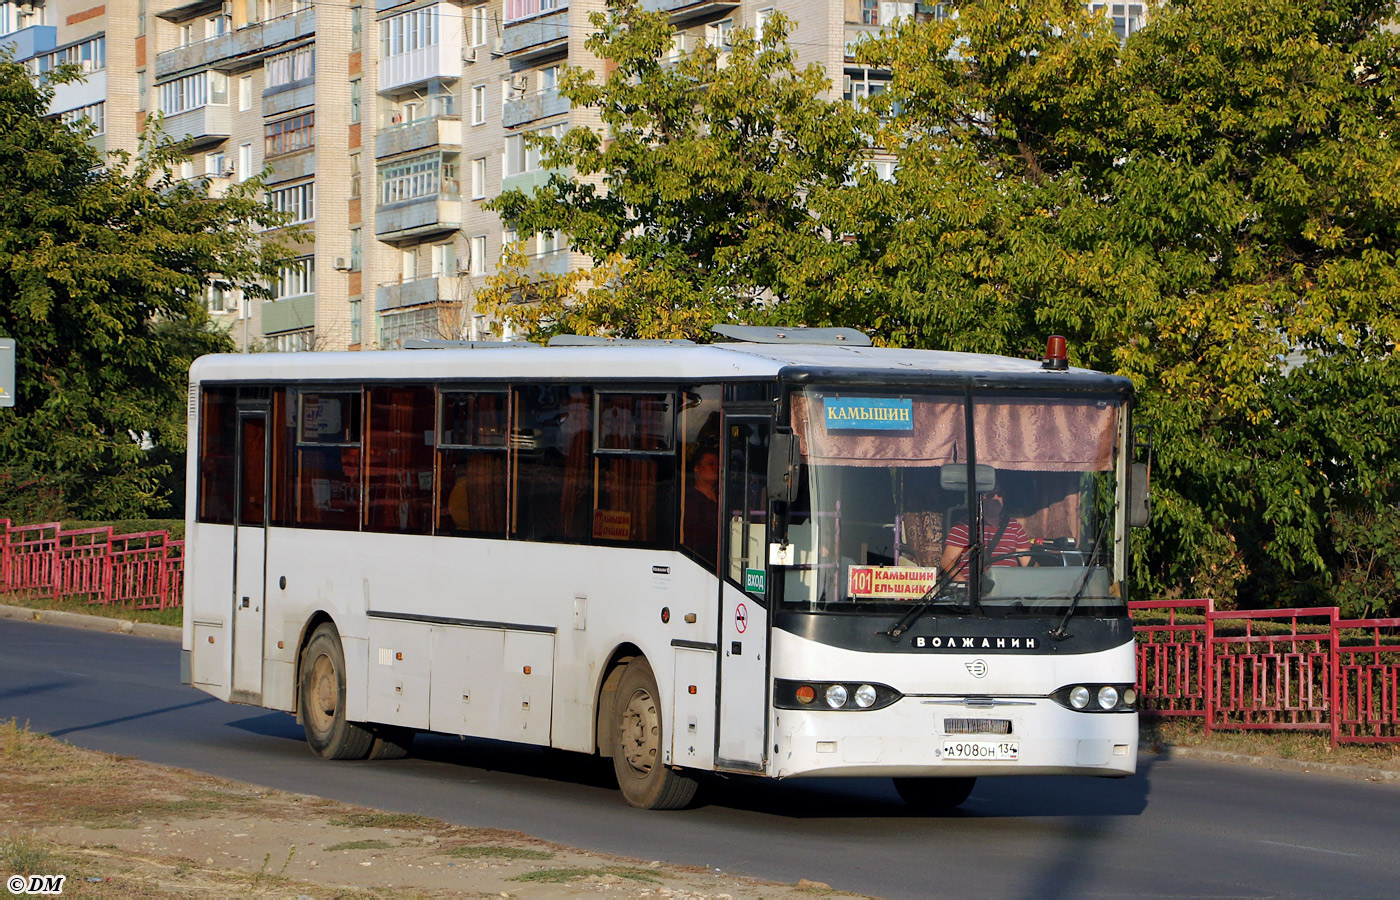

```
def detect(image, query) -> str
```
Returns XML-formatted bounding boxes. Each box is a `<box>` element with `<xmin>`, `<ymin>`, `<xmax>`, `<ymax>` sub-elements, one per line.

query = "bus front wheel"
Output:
<box><xmin>611</xmin><ymin>659</ymin><xmax>698</xmax><ymax>810</ymax></box>
<box><xmin>299</xmin><ymin>624</ymin><xmax>374</xmax><ymax>760</ymax></box>
<box><xmin>892</xmin><ymin>776</ymin><xmax>976</xmax><ymax>811</ymax></box>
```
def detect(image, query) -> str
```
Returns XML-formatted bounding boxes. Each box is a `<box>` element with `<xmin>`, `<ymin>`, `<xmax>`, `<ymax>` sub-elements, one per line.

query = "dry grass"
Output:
<box><xmin>1142</xmin><ymin>717</ymin><xmax>1400</xmax><ymax>770</ymax></box>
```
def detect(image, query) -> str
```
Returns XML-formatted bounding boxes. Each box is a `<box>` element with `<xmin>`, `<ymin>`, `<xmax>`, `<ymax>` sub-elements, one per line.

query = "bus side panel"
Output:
<box><xmin>185</xmin><ymin>521</ymin><xmax>235</xmax><ymax>701</ymax></box>
<box><xmin>367</xmin><ymin>618</ymin><xmax>433</xmax><ymax>730</ymax></box>
<box><xmin>429</xmin><ymin>626</ymin><xmax>505</xmax><ymax>737</ymax></box>
<box><xmin>671</xmin><ymin>646</ymin><xmax>717</xmax><ymax>770</ymax></box>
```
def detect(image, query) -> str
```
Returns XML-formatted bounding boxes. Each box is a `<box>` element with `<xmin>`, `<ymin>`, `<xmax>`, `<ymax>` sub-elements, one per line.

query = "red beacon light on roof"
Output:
<box><xmin>1042</xmin><ymin>335</ymin><xmax>1069</xmax><ymax>371</ymax></box>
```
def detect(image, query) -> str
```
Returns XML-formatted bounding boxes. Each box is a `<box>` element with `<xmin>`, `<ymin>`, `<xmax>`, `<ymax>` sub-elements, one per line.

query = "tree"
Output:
<box><xmin>0</xmin><ymin>57</ymin><xmax>294</xmax><ymax>521</ymax></box>
<box><xmin>859</xmin><ymin>0</ymin><xmax>1400</xmax><ymax>607</ymax></box>
<box><xmin>479</xmin><ymin>0</ymin><xmax>881</xmax><ymax>340</ymax></box>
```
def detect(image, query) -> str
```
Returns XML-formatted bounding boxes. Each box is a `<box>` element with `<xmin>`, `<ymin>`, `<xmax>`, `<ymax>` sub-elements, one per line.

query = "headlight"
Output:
<box><xmin>773</xmin><ymin>680</ymin><xmax>903</xmax><ymax>711</ymax></box>
<box><xmin>1122</xmin><ymin>687</ymin><xmax>1137</xmax><ymax>707</ymax></box>
<box><xmin>1070</xmin><ymin>686</ymin><xmax>1091</xmax><ymax>709</ymax></box>
<box><xmin>1097</xmin><ymin>686</ymin><xmax>1119</xmax><ymax>710</ymax></box>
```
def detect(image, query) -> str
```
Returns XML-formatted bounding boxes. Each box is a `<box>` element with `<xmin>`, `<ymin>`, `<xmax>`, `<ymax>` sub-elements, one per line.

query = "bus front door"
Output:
<box><xmin>717</xmin><ymin>418</ymin><xmax>770</xmax><ymax>772</ymax></box>
<box><xmin>230</xmin><ymin>409</ymin><xmax>268</xmax><ymax>704</ymax></box>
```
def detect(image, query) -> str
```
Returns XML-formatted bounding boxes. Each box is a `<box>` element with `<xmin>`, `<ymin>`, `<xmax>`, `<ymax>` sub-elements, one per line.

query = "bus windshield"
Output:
<box><xmin>781</xmin><ymin>388</ymin><xmax>1125</xmax><ymax>617</ymax></box>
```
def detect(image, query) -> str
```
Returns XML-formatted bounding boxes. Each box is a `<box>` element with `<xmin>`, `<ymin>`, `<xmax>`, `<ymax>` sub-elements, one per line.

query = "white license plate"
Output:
<box><xmin>942</xmin><ymin>740</ymin><xmax>1019</xmax><ymax>761</ymax></box>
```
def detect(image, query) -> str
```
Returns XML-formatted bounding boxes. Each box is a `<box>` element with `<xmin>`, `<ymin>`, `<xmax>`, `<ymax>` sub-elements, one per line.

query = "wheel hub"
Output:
<box><xmin>308</xmin><ymin>654</ymin><xmax>337</xmax><ymax>733</ymax></box>
<box><xmin>620</xmin><ymin>687</ymin><xmax>659</xmax><ymax>777</ymax></box>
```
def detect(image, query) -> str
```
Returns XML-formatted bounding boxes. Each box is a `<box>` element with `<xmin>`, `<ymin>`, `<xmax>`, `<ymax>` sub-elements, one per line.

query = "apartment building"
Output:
<box><xmin>3</xmin><ymin>1</ymin><xmax>1148</xmax><ymax>352</ymax></box>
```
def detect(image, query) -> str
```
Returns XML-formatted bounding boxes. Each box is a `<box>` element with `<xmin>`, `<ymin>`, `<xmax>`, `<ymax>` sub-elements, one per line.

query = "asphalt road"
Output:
<box><xmin>2</xmin><ymin>617</ymin><xmax>1397</xmax><ymax>899</ymax></box>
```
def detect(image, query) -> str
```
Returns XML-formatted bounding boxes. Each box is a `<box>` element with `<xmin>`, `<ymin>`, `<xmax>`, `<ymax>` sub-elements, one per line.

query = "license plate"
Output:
<box><xmin>942</xmin><ymin>740</ymin><xmax>1019</xmax><ymax>761</ymax></box>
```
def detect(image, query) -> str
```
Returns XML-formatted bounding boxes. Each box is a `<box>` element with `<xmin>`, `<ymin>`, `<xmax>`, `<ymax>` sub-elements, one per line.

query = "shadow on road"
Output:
<box><xmin>50</xmin><ymin>696</ymin><xmax>219</xmax><ymax>738</ymax></box>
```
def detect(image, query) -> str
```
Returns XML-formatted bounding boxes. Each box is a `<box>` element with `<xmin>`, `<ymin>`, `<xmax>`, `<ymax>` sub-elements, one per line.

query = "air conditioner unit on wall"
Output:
<box><xmin>490</xmin><ymin>37</ymin><xmax>504</xmax><ymax>58</ymax></box>
<box><xmin>334</xmin><ymin>257</ymin><xmax>351</xmax><ymax>271</ymax></box>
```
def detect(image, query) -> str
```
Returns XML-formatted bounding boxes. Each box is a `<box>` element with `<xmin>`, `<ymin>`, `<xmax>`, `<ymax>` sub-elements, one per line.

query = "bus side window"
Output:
<box><xmin>197</xmin><ymin>386</ymin><xmax>239</xmax><ymax>525</ymax></box>
<box><xmin>512</xmin><ymin>385</ymin><xmax>594</xmax><ymax>543</ymax></box>
<box><xmin>292</xmin><ymin>390</ymin><xmax>363</xmax><ymax>531</ymax></box>
<box><xmin>678</xmin><ymin>386</ymin><xmax>721</xmax><ymax>568</ymax></box>
<box><xmin>594</xmin><ymin>392</ymin><xmax>676</xmax><ymax>548</ymax></box>
<box><xmin>437</xmin><ymin>390</ymin><xmax>508</xmax><ymax>537</ymax></box>
<box><xmin>366</xmin><ymin>384</ymin><xmax>435</xmax><ymax>535</ymax></box>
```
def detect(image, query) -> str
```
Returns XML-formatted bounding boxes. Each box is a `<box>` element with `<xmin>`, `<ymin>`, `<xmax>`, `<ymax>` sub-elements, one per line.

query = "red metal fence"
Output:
<box><xmin>0</xmin><ymin>519</ymin><xmax>183</xmax><ymax>610</ymax></box>
<box><xmin>1131</xmin><ymin>599</ymin><xmax>1400</xmax><ymax>747</ymax></box>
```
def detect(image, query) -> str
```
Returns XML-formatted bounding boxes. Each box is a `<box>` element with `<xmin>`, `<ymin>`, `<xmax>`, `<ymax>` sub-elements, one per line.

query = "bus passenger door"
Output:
<box><xmin>716</xmin><ymin>419</ymin><xmax>769</xmax><ymax>771</ymax></box>
<box><xmin>230</xmin><ymin>409</ymin><xmax>268</xmax><ymax>704</ymax></box>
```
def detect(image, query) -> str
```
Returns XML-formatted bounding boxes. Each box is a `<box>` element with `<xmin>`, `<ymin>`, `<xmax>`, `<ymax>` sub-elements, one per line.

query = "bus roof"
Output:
<box><xmin>189</xmin><ymin>343</ymin><xmax>1133</xmax><ymax>392</ymax></box>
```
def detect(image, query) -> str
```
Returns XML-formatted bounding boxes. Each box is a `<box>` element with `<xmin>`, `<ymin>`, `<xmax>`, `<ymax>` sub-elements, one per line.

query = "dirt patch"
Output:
<box><xmin>0</xmin><ymin>721</ymin><xmax>866</xmax><ymax>899</ymax></box>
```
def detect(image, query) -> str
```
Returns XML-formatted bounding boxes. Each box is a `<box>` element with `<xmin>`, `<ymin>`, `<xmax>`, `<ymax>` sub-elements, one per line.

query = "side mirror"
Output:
<box><xmin>768</xmin><ymin>429</ymin><xmax>797</xmax><ymax>504</ymax></box>
<box><xmin>940</xmin><ymin>463</ymin><xmax>996</xmax><ymax>493</ymax></box>
<box><xmin>1129</xmin><ymin>462</ymin><xmax>1151</xmax><ymax>528</ymax></box>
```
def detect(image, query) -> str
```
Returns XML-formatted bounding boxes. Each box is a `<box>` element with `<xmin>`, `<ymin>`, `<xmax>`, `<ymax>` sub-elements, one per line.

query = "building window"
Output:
<box><xmin>432</xmin><ymin>242</ymin><xmax>457</xmax><ymax>277</ymax></box>
<box><xmin>379</xmin><ymin>306</ymin><xmax>441</xmax><ymax>349</ymax></box>
<box><xmin>505</xmin><ymin>0</ymin><xmax>564</xmax><ymax>24</ymax></box>
<box><xmin>268</xmin><ymin>181</ymin><xmax>316</xmax><ymax>224</ymax></box>
<box><xmin>471</xmin><ymin>85</ymin><xmax>486</xmax><ymax>125</ymax></box>
<box><xmin>471</xmin><ymin>4</ymin><xmax>488</xmax><ymax>46</ymax></box>
<box><xmin>756</xmin><ymin>7</ymin><xmax>774</xmax><ymax>37</ymax></box>
<box><xmin>208</xmin><ymin>284</ymin><xmax>231</xmax><ymax>314</ymax></box>
<box><xmin>380</xmin><ymin>154</ymin><xmax>458</xmax><ymax>205</ymax></box>
<box><xmin>350</xmin><ymin>298</ymin><xmax>362</xmax><ymax>345</ymax></box>
<box><xmin>537</xmin><ymin>230</ymin><xmax>563</xmax><ymax>256</ymax></box>
<box><xmin>861</xmin><ymin>0</ymin><xmax>879</xmax><ymax>26</ymax></box>
<box><xmin>350</xmin><ymin>228</ymin><xmax>362</xmax><ymax>272</ymax></box>
<box><xmin>159</xmin><ymin>71</ymin><xmax>228</xmax><ymax>115</ymax></box>
<box><xmin>540</xmin><ymin>65</ymin><xmax>559</xmax><ymax>93</ymax></box>
<box><xmin>350</xmin><ymin>79</ymin><xmax>361</xmax><ymax>124</ymax></box>
<box><xmin>380</xmin><ymin>6</ymin><xmax>438</xmax><ymax>59</ymax></box>
<box><xmin>206</xmin><ymin>150</ymin><xmax>228</xmax><ymax>175</ymax></box>
<box><xmin>266</xmin><ymin>45</ymin><xmax>315</xmax><ymax>89</ymax></box>
<box><xmin>138</xmin><ymin>0</ymin><xmax>146</xmax><ymax>36</ymax></box>
<box><xmin>350</xmin><ymin>153</ymin><xmax>361</xmax><ymax>198</ymax></box>
<box><xmin>265</xmin><ymin>111</ymin><xmax>315</xmax><ymax>157</ymax></box>
<box><xmin>706</xmin><ymin>18</ymin><xmax>732</xmax><ymax>50</ymax></box>
<box><xmin>471</xmin><ymin>157</ymin><xmax>486</xmax><ymax>199</ymax></box>
<box><xmin>137</xmin><ymin>71</ymin><xmax>147</xmax><ymax>111</ymax></box>
<box><xmin>33</xmin><ymin>36</ymin><xmax>107</xmax><ymax>76</ymax></box>
<box><xmin>1087</xmin><ymin>2</ymin><xmax>1147</xmax><ymax>40</ymax></box>
<box><xmin>470</xmin><ymin>235</ymin><xmax>486</xmax><ymax>276</ymax></box>
<box><xmin>503</xmin><ymin>124</ymin><xmax>563</xmax><ymax>177</ymax></box>
<box><xmin>268</xmin><ymin>330</ymin><xmax>313</xmax><ymax>352</ymax></box>
<box><xmin>239</xmin><ymin>143</ymin><xmax>253</xmax><ymax>182</ymax></box>
<box><xmin>239</xmin><ymin>75</ymin><xmax>252</xmax><ymax>111</ymax></box>
<box><xmin>59</xmin><ymin>103</ymin><xmax>106</xmax><ymax>135</ymax></box>
<box><xmin>275</xmin><ymin>256</ymin><xmax>315</xmax><ymax>299</ymax></box>
<box><xmin>351</xmin><ymin>6</ymin><xmax>362</xmax><ymax>51</ymax></box>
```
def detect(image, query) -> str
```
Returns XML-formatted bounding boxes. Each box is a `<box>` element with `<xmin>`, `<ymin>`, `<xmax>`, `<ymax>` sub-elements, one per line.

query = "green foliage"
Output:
<box><xmin>481</xmin><ymin>1</ymin><xmax>878</xmax><ymax>339</ymax></box>
<box><xmin>482</xmin><ymin>0</ymin><xmax>1400</xmax><ymax>609</ymax></box>
<box><xmin>1329</xmin><ymin>504</ymin><xmax>1400</xmax><ymax>619</ymax></box>
<box><xmin>0</xmin><ymin>57</ymin><xmax>294</xmax><ymax>521</ymax></box>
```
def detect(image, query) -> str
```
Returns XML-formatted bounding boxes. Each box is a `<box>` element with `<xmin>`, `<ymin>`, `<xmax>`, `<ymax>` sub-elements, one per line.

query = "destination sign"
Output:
<box><xmin>823</xmin><ymin>397</ymin><xmax>914</xmax><ymax>432</ymax></box>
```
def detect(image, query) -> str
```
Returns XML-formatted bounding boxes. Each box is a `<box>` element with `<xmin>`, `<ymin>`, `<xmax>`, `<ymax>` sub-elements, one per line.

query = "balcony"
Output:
<box><xmin>155</xmin><ymin>9</ymin><xmax>317</xmax><ymax>79</ymax></box>
<box><xmin>375</xmin><ymin>195</ymin><xmax>462</xmax><ymax>244</ymax></box>
<box><xmin>263</xmin><ymin>80</ymin><xmax>316</xmax><ymax>118</ymax></box>
<box><xmin>375</xmin><ymin>276</ymin><xmax>462</xmax><ymax>312</ymax></box>
<box><xmin>261</xmin><ymin>293</ymin><xmax>316</xmax><ymax>335</ymax></box>
<box><xmin>502</xmin><ymin>9</ymin><xmax>568</xmax><ymax>61</ymax></box>
<box><xmin>501</xmin><ymin>169</ymin><xmax>558</xmax><ymax>195</ymax></box>
<box><xmin>502</xmin><ymin>89</ymin><xmax>569</xmax><ymax>129</ymax></box>
<box><xmin>0</xmin><ymin>25</ymin><xmax>57</xmax><ymax>61</ymax></box>
<box><xmin>375</xmin><ymin>117</ymin><xmax>461</xmax><ymax>160</ymax></box>
<box><xmin>520</xmin><ymin>249</ymin><xmax>570</xmax><ymax>280</ymax></box>
<box><xmin>161</xmin><ymin>104</ymin><xmax>232</xmax><ymax>150</ymax></box>
<box><xmin>641</xmin><ymin>0</ymin><xmax>740</xmax><ymax>24</ymax></box>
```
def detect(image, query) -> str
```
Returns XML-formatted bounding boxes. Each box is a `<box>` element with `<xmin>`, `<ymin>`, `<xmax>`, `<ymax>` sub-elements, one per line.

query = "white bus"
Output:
<box><xmin>181</xmin><ymin>326</ymin><xmax>1146</xmax><ymax>810</ymax></box>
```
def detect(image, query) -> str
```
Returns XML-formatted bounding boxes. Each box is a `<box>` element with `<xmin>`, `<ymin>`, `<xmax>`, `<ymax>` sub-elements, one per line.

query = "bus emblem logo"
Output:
<box><xmin>966</xmin><ymin>660</ymin><xmax>988</xmax><ymax>678</ymax></box>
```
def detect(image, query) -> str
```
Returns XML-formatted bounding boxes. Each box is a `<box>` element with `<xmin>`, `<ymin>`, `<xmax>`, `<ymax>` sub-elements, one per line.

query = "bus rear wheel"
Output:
<box><xmin>892</xmin><ymin>776</ymin><xmax>976</xmax><ymax>811</ymax></box>
<box><xmin>299</xmin><ymin>624</ymin><xmax>374</xmax><ymax>760</ymax></box>
<box><xmin>611</xmin><ymin>659</ymin><xmax>698</xmax><ymax>810</ymax></box>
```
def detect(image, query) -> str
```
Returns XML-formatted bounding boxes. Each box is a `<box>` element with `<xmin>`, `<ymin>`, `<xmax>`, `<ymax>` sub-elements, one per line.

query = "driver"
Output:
<box><xmin>939</xmin><ymin>487</ymin><xmax>1031</xmax><ymax>580</ymax></box>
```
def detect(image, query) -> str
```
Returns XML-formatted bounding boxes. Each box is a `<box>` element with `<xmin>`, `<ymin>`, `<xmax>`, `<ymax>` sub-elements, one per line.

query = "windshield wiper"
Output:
<box><xmin>1048</xmin><ymin>527</ymin><xmax>1111</xmax><ymax>641</ymax></box>
<box><xmin>882</xmin><ymin>546</ymin><xmax>979</xmax><ymax>642</ymax></box>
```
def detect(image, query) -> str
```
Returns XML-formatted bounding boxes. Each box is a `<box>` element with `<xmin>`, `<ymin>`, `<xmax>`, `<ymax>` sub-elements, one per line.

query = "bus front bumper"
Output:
<box><xmin>770</xmin><ymin>698</ymin><xmax>1137</xmax><ymax>779</ymax></box>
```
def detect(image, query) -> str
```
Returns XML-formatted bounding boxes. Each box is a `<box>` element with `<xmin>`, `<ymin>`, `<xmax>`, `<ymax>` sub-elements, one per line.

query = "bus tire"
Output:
<box><xmin>368</xmin><ymin>725</ymin><xmax>415</xmax><ymax>760</ymax></box>
<box><xmin>892</xmin><ymin>776</ymin><xmax>976</xmax><ymax>811</ymax></box>
<box><xmin>611</xmin><ymin>659</ymin><xmax>698</xmax><ymax>810</ymax></box>
<box><xmin>299</xmin><ymin>624</ymin><xmax>374</xmax><ymax>760</ymax></box>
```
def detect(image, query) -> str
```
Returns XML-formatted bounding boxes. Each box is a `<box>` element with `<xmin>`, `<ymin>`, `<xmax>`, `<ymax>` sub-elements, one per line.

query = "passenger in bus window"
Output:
<box><xmin>683</xmin><ymin>446</ymin><xmax>720</xmax><ymax>566</ymax></box>
<box><xmin>940</xmin><ymin>487</ymin><xmax>1030</xmax><ymax>579</ymax></box>
<box><xmin>447</xmin><ymin>462</ymin><xmax>472</xmax><ymax>530</ymax></box>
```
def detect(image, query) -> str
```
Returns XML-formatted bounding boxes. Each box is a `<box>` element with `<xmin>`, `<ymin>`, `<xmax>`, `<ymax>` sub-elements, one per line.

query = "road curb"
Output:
<box><xmin>0</xmin><ymin>603</ymin><xmax>181</xmax><ymax>642</ymax></box>
<box><xmin>1158</xmin><ymin>745</ymin><xmax>1400</xmax><ymax>784</ymax></box>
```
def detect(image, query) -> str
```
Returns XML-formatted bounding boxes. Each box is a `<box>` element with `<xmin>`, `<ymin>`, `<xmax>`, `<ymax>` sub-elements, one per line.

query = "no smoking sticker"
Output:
<box><xmin>734</xmin><ymin>603</ymin><xmax>748</xmax><ymax>633</ymax></box>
